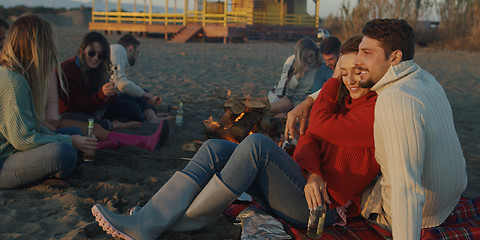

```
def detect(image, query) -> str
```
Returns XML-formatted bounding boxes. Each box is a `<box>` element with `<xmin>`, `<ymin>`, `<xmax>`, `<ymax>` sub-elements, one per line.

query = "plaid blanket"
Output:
<box><xmin>224</xmin><ymin>197</ymin><xmax>480</xmax><ymax>240</ymax></box>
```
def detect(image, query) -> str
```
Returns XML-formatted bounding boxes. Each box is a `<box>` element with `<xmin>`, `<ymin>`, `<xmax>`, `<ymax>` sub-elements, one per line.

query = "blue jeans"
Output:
<box><xmin>53</xmin><ymin>126</ymin><xmax>83</xmax><ymax>135</ymax></box>
<box><xmin>182</xmin><ymin>133</ymin><xmax>339</xmax><ymax>229</ymax></box>
<box><xmin>105</xmin><ymin>92</ymin><xmax>155</xmax><ymax>122</ymax></box>
<box><xmin>0</xmin><ymin>142</ymin><xmax>77</xmax><ymax>189</ymax></box>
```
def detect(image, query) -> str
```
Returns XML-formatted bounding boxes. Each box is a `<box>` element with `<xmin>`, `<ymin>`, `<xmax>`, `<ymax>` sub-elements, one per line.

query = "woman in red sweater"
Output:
<box><xmin>294</xmin><ymin>36</ymin><xmax>380</xmax><ymax>222</ymax></box>
<box><xmin>58</xmin><ymin>31</ymin><xmax>140</xmax><ymax>131</ymax></box>
<box><xmin>91</xmin><ymin>36</ymin><xmax>380</xmax><ymax>239</ymax></box>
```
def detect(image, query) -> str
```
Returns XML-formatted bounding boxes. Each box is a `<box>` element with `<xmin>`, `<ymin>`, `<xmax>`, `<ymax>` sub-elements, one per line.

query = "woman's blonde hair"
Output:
<box><xmin>291</xmin><ymin>37</ymin><xmax>322</xmax><ymax>80</ymax></box>
<box><xmin>0</xmin><ymin>14</ymin><xmax>64</xmax><ymax>123</ymax></box>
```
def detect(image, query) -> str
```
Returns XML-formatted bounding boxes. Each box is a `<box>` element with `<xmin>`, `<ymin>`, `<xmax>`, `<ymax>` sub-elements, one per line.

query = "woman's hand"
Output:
<box><xmin>71</xmin><ymin>135</ymin><xmax>98</xmax><ymax>154</ymax></box>
<box><xmin>332</xmin><ymin>57</ymin><xmax>342</xmax><ymax>80</ymax></box>
<box><xmin>304</xmin><ymin>173</ymin><xmax>331</xmax><ymax>210</ymax></box>
<box><xmin>102</xmin><ymin>82</ymin><xmax>118</xmax><ymax>97</ymax></box>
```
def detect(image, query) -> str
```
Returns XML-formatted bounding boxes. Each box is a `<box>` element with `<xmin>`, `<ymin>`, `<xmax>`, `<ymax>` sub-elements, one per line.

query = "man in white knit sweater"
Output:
<box><xmin>355</xmin><ymin>19</ymin><xmax>467</xmax><ymax>239</ymax></box>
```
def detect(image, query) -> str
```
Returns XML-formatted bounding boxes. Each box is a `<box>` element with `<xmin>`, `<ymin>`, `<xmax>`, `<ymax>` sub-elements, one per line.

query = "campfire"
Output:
<box><xmin>204</xmin><ymin>97</ymin><xmax>275</xmax><ymax>144</ymax></box>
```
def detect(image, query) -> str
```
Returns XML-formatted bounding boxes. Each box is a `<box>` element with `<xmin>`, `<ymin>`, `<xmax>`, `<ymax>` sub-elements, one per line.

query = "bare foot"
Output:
<box><xmin>112</xmin><ymin>120</ymin><xmax>142</xmax><ymax>130</ymax></box>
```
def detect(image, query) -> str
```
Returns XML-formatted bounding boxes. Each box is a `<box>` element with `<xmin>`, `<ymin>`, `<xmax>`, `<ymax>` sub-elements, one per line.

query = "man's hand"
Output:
<box><xmin>142</xmin><ymin>92</ymin><xmax>161</xmax><ymax>105</ymax></box>
<box><xmin>304</xmin><ymin>173</ymin><xmax>331</xmax><ymax>210</ymax></box>
<box><xmin>284</xmin><ymin>96</ymin><xmax>315</xmax><ymax>139</ymax></box>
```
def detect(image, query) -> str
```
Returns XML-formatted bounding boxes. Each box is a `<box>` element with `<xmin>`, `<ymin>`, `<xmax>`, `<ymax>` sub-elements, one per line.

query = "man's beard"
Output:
<box><xmin>359</xmin><ymin>78</ymin><xmax>375</xmax><ymax>88</ymax></box>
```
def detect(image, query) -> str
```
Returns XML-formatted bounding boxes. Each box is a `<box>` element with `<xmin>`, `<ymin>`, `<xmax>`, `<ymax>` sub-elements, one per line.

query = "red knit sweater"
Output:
<box><xmin>58</xmin><ymin>56</ymin><xmax>116</xmax><ymax>114</ymax></box>
<box><xmin>293</xmin><ymin>78</ymin><xmax>380</xmax><ymax>217</ymax></box>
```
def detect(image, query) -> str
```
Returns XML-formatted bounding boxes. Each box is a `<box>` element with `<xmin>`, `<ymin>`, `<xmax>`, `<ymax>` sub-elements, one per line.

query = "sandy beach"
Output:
<box><xmin>0</xmin><ymin>24</ymin><xmax>479</xmax><ymax>239</ymax></box>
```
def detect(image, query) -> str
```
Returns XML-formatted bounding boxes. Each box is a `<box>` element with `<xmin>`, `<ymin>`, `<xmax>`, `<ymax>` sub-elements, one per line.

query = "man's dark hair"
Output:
<box><xmin>362</xmin><ymin>18</ymin><xmax>415</xmax><ymax>61</ymax></box>
<box><xmin>319</xmin><ymin>36</ymin><xmax>341</xmax><ymax>55</ymax></box>
<box><xmin>0</xmin><ymin>17</ymin><xmax>9</xmax><ymax>29</ymax></box>
<box><xmin>118</xmin><ymin>34</ymin><xmax>140</xmax><ymax>49</ymax></box>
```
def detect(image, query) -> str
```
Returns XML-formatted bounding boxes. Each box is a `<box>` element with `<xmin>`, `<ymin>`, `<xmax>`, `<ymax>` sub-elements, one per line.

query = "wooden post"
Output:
<box><xmin>315</xmin><ymin>0</ymin><xmax>320</xmax><ymax>29</ymax></box>
<box><xmin>280</xmin><ymin>0</ymin><xmax>284</xmax><ymax>26</ymax></box>
<box><xmin>224</xmin><ymin>0</ymin><xmax>227</xmax><ymax>27</ymax></box>
<box><xmin>202</xmin><ymin>0</ymin><xmax>206</xmax><ymax>27</ymax></box>
<box><xmin>184</xmin><ymin>0</ymin><xmax>188</xmax><ymax>25</ymax></box>
<box><xmin>166</xmin><ymin>0</ymin><xmax>169</xmax><ymax>26</ymax></box>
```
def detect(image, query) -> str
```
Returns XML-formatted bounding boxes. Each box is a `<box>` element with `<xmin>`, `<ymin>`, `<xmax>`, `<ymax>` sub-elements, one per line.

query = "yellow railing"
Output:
<box><xmin>91</xmin><ymin>10</ymin><xmax>316</xmax><ymax>27</ymax></box>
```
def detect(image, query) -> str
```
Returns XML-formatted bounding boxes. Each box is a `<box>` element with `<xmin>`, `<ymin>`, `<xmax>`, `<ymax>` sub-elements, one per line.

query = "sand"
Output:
<box><xmin>0</xmin><ymin>24</ymin><xmax>478</xmax><ymax>239</ymax></box>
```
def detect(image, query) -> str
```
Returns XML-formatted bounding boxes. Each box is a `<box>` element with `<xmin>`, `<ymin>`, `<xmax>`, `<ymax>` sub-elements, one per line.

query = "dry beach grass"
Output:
<box><xmin>0</xmin><ymin>24</ymin><xmax>479</xmax><ymax>239</ymax></box>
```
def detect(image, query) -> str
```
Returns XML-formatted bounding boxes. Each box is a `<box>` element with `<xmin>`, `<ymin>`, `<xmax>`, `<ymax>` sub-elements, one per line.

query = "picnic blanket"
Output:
<box><xmin>224</xmin><ymin>197</ymin><xmax>480</xmax><ymax>239</ymax></box>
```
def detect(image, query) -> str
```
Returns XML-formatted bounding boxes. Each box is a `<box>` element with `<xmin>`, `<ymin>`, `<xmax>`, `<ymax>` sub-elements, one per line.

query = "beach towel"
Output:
<box><xmin>224</xmin><ymin>197</ymin><xmax>480</xmax><ymax>240</ymax></box>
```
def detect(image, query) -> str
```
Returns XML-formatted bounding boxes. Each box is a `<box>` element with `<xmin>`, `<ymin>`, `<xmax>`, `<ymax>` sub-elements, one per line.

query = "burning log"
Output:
<box><xmin>204</xmin><ymin>97</ymin><xmax>274</xmax><ymax>143</ymax></box>
<box><xmin>229</xmin><ymin>110</ymin><xmax>262</xmax><ymax>142</ymax></box>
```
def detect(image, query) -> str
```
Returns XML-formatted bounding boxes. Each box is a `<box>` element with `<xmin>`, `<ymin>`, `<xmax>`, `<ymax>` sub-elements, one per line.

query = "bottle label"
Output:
<box><xmin>176</xmin><ymin>115</ymin><xmax>183</xmax><ymax>126</ymax></box>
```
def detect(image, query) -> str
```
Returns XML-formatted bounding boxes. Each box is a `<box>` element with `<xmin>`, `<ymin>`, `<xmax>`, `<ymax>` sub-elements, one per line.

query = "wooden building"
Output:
<box><xmin>88</xmin><ymin>0</ymin><xmax>320</xmax><ymax>42</ymax></box>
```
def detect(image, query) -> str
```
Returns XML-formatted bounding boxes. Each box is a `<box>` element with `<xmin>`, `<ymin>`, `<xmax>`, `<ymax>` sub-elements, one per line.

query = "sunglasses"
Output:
<box><xmin>87</xmin><ymin>51</ymin><xmax>106</xmax><ymax>59</ymax></box>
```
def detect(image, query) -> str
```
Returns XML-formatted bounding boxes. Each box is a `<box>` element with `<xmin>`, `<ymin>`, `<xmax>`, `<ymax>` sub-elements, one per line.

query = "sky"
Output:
<box><xmin>1</xmin><ymin>0</ymin><xmax>352</xmax><ymax>18</ymax></box>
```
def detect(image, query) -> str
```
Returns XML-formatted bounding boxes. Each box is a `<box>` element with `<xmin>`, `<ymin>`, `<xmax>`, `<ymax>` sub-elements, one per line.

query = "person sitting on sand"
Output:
<box><xmin>91</xmin><ymin>36</ymin><xmax>380</xmax><ymax>240</ymax></box>
<box><xmin>110</xmin><ymin>34</ymin><xmax>174</xmax><ymax>124</ymax></box>
<box><xmin>268</xmin><ymin>37</ymin><xmax>333</xmax><ymax>119</ymax></box>
<box><xmin>268</xmin><ymin>37</ymin><xmax>341</xmax><ymax>118</ymax></box>
<box><xmin>0</xmin><ymin>14</ymin><xmax>98</xmax><ymax>189</ymax></box>
<box><xmin>355</xmin><ymin>18</ymin><xmax>467</xmax><ymax>240</ymax></box>
<box><xmin>58</xmin><ymin>31</ymin><xmax>141</xmax><ymax>131</ymax></box>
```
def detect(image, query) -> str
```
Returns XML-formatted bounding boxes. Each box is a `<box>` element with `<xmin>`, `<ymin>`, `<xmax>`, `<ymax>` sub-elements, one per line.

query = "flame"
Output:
<box><xmin>234</xmin><ymin>112</ymin><xmax>245</xmax><ymax>122</ymax></box>
<box><xmin>248</xmin><ymin>124</ymin><xmax>258</xmax><ymax>136</ymax></box>
<box><xmin>203</xmin><ymin>116</ymin><xmax>220</xmax><ymax>128</ymax></box>
<box><xmin>227</xmin><ymin>90</ymin><xmax>231</xmax><ymax>97</ymax></box>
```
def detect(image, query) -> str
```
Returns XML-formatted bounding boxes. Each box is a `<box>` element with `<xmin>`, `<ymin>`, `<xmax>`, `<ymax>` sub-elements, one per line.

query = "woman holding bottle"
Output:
<box><xmin>55</xmin><ymin>32</ymin><xmax>168</xmax><ymax>151</ymax></box>
<box><xmin>0</xmin><ymin>15</ymin><xmax>97</xmax><ymax>189</ymax></box>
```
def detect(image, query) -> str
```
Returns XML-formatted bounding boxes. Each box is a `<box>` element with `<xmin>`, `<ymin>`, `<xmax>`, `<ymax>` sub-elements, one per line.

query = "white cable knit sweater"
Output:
<box><xmin>368</xmin><ymin>60</ymin><xmax>467</xmax><ymax>240</ymax></box>
<box><xmin>110</xmin><ymin>44</ymin><xmax>145</xmax><ymax>98</ymax></box>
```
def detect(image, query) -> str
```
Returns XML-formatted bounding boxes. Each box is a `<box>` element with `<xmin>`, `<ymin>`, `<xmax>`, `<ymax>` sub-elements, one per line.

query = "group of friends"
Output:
<box><xmin>0</xmin><ymin>14</ymin><xmax>467</xmax><ymax>240</ymax></box>
<box><xmin>0</xmin><ymin>15</ymin><xmax>170</xmax><ymax>189</ymax></box>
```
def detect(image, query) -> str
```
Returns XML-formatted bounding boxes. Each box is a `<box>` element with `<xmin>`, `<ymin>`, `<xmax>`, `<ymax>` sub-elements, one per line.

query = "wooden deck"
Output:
<box><xmin>89</xmin><ymin>22</ymin><xmax>185</xmax><ymax>34</ymax></box>
<box><xmin>89</xmin><ymin>22</ymin><xmax>314</xmax><ymax>42</ymax></box>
